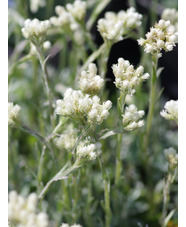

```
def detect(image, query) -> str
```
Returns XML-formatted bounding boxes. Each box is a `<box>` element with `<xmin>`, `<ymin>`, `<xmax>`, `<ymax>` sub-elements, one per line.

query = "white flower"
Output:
<box><xmin>160</xmin><ymin>100</ymin><xmax>178</xmax><ymax>122</ymax></box>
<box><xmin>30</xmin><ymin>0</ymin><xmax>46</xmax><ymax>13</ymax></box>
<box><xmin>22</xmin><ymin>18</ymin><xmax>50</xmax><ymax>40</ymax></box>
<box><xmin>122</xmin><ymin>104</ymin><xmax>145</xmax><ymax>131</ymax></box>
<box><xmin>117</xmin><ymin>7</ymin><xmax>142</xmax><ymax>30</ymax></box>
<box><xmin>112</xmin><ymin>58</ymin><xmax>150</xmax><ymax>95</ymax></box>
<box><xmin>138</xmin><ymin>19</ymin><xmax>177</xmax><ymax>58</ymax></box>
<box><xmin>66</xmin><ymin>0</ymin><xmax>87</xmax><ymax>21</ymax></box>
<box><xmin>161</xmin><ymin>8</ymin><xmax>178</xmax><ymax>32</ymax></box>
<box><xmin>77</xmin><ymin>139</ymin><xmax>102</xmax><ymax>161</ymax></box>
<box><xmin>8</xmin><ymin>191</ymin><xmax>49</xmax><ymax>227</ymax></box>
<box><xmin>56</xmin><ymin>88</ymin><xmax>112</xmax><ymax>126</ymax></box>
<box><xmin>50</xmin><ymin>6</ymin><xmax>73</xmax><ymax>28</ymax></box>
<box><xmin>97</xmin><ymin>12</ymin><xmax>124</xmax><ymax>43</ymax></box>
<box><xmin>79</xmin><ymin>63</ymin><xmax>104</xmax><ymax>95</ymax></box>
<box><xmin>164</xmin><ymin>147</ymin><xmax>178</xmax><ymax>168</ymax></box>
<box><xmin>97</xmin><ymin>7</ymin><xmax>142</xmax><ymax>43</ymax></box>
<box><xmin>8</xmin><ymin>102</ymin><xmax>21</xmax><ymax>126</ymax></box>
<box><xmin>50</xmin><ymin>5</ymin><xmax>84</xmax><ymax>43</ymax></box>
<box><xmin>54</xmin><ymin>125</ymin><xmax>77</xmax><ymax>151</ymax></box>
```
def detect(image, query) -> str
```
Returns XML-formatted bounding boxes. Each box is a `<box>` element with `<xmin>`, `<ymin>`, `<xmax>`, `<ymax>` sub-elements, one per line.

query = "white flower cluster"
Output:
<box><xmin>22</xmin><ymin>18</ymin><xmax>50</xmax><ymax>40</ymax></box>
<box><xmin>66</xmin><ymin>0</ymin><xmax>87</xmax><ymax>21</ymax></box>
<box><xmin>60</xmin><ymin>223</ymin><xmax>82</xmax><ymax>227</ymax></box>
<box><xmin>138</xmin><ymin>19</ymin><xmax>178</xmax><ymax>58</ymax></box>
<box><xmin>50</xmin><ymin>4</ymin><xmax>84</xmax><ymax>44</ymax></box>
<box><xmin>112</xmin><ymin>58</ymin><xmax>150</xmax><ymax>95</ymax></box>
<box><xmin>79</xmin><ymin>63</ymin><xmax>104</xmax><ymax>95</ymax></box>
<box><xmin>30</xmin><ymin>0</ymin><xmax>46</xmax><ymax>13</ymax></box>
<box><xmin>8</xmin><ymin>191</ymin><xmax>49</xmax><ymax>227</ymax></box>
<box><xmin>122</xmin><ymin>104</ymin><xmax>145</xmax><ymax>131</ymax></box>
<box><xmin>164</xmin><ymin>147</ymin><xmax>178</xmax><ymax>169</ymax></box>
<box><xmin>97</xmin><ymin>7</ymin><xmax>142</xmax><ymax>43</ymax></box>
<box><xmin>77</xmin><ymin>139</ymin><xmax>102</xmax><ymax>161</ymax></box>
<box><xmin>160</xmin><ymin>100</ymin><xmax>178</xmax><ymax>122</ymax></box>
<box><xmin>50</xmin><ymin>6</ymin><xmax>74</xmax><ymax>29</ymax></box>
<box><xmin>56</xmin><ymin>88</ymin><xmax>112</xmax><ymax>126</ymax></box>
<box><xmin>161</xmin><ymin>8</ymin><xmax>178</xmax><ymax>32</ymax></box>
<box><xmin>54</xmin><ymin>126</ymin><xmax>77</xmax><ymax>151</ymax></box>
<box><xmin>8</xmin><ymin>102</ymin><xmax>21</xmax><ymax>126</ymax></box>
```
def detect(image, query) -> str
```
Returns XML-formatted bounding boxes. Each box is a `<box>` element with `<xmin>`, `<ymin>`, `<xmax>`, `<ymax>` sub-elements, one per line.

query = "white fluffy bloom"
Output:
<box><xmin>60</xmin><ymin>224</ymin><xmax>83</xmax><ymax>227</ymax></box>
<box><xmin>30</xmin><ymin>0</ymin><xmax>46</xmax><ymax>13</ymax></box>
<box><xmin>8</xmin><ymin>191</ymin><xmax>49</xmax><ymax>227</ymax></box>
<box><xmin>79</xmin><ymin>63</ymin><xmax>104</xmax><ymax>95</ymax></box>
<box><xmin>77</xmin><ymin>139</ymin><xmax>102</xmax><ymax>161</ymax></box>
<box><xmin>117</xmin><ymin>7</ymin><xmax>142</xmax><ymax>30</ymax></box>
<box><xmin>161</xmin><ymin>8</ymin><xmax>178</xmax><ymax>32</ymax></box>
<box><xmin>56</xmin><ymin>88</ymin><xmax>112</xmax><ymax>125</ymax></box>
<box><xmin>66</xmin><ymin>0</ymin><xmax>87</xmax><ymax>21</ymax></box>
<box><xmin>50</xmin><ymin>6</ymin><xmax>73</xmax><ymax>28</ymax></box>
<box><xmin>122</xmin><ymin>104</ymin><xmax>145</xmax><ymax>131</ymax></box>
<box><xmin>97</xmin><ymin>7</ymin><xmax>142</xmax><ymax>43</ymax></box>
<box><xmin>138</xmin><ymin>19</ymin><xmax>178</xmax><ymax>58</ymax></box>
<box><xmin>50</xmin><ymin>5</ymin><xmax>84</xmax><ymax>43</ymax></box>
<box><xmin>97</xmin><ymin>12</ymin><xmax>124</xmax><ymax>43</ymax></box>
<box><xmin>54</xmin><ymin>125</ymin><xmax>77</xmax><ymax>151</ymax></box>
<box><xmin>22</xmin><ymin>18</ymin><xmax>50</xmax><ymax>39</ymax></box>
<box><xmin>112</xmin><ymin>58</ymin><xmax>150</xmax><ymax>95</ymax></box>
<box><xmin>160</xmin><ymin>100</ymin><xmax>178</xmax><ymax>122</ymax></box>
<box><xmin>164</xmin><ymin>147</ymin><xmax>178</xmax><ymax>168</ymax></box>
<box><xmin>8</xmin><ymin>102</ymin><xmax>21</xmax><ymax>126</ymax></box>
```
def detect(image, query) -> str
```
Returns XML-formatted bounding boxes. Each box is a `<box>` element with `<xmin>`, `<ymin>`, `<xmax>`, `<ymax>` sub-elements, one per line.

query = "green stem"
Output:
<box><xmin>99</xmin><ymin>158</ymin><xmax>112</xmax><ymax>227</ymax></box>
<box><xmin>115</xmin><ymin>92</ymin><xmax>126</xmax><ymax>186</ymax></box>
<box><xmin>37</xmin><ymin>145</ymin><xmax>46</xmax><ymax>186</ymax></box>
<box><xmin>161</xmin><ymin>172</ymin><xmax>172</xmax><ymax>227</ymax></box>
<box><xmin>35</xmin><ymin>44</ymin><xmax>55</xmax><ymax>128</ymax></box>
<box><xmin>99</xmin><ymin>42</ymin><xmax>112</xmax><ymax>80</ymax></box>
<box><xmin>39</xmin><ymin>160</ymin><xmax>82</xmax><ymax>200</ymax></box>
<box><xmin>19</xmin><ymin>122</ymin><xmax>58</xmax><ymax>168</ymax></box>
<box><xmin>143</xmin><ymin>57</ymin><xmax>158</xmax><ymax>156</ymax></box>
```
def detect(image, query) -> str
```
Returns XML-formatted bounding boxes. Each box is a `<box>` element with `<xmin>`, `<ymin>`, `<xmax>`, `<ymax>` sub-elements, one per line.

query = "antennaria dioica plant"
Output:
<box><xmin>8</xmin><ymin>0</ymin><xmax>178</xmax><ymax>226</ymax></box>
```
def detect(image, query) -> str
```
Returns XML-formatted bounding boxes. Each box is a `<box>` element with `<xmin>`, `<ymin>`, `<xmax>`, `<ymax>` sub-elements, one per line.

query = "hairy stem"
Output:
<box><xmin>115</xmin><ymin>92</ymin><xmax>126</xmax><ymax>186</ymax></box>
<box><xmin>142</xmin><ymin>57</ymin><xmax>158</xmax><ymax>156</ymax></box>
<box><xmin>35</xmin><ymin>44</ymin><xmax>55</xmax><ymax>128</ymax></box>
<box><xmin>99</xmin><ymin>158</ymin><xmax>112</xmax><ymax>227</ymax></box>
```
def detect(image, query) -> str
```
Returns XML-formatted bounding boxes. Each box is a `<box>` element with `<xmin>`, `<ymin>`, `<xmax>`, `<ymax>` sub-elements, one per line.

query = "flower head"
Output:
<box><xmin>66</xmin><ymin>0</ymin><xmax>87</xmax><ymax>21</ymax></box>
<box><xmin>8</xmin><ymin>191</ymin><xmax>49</xmax><ymax>227</ymax></box>
<box><xmin>112</xmin><ymin>58</ymin><xmax>150</xmax><ymax>95</ymax></box>
<box><xmin>76</xmin><ymin>138</ymin><xmax>102</xmax><ymax>162</ymax></box>
<box><xmin>50</xmin><ymin>5</ymin><xmax>84</xmax><ymax>44</ymax></box>
<box><xmin>160</xmin><ymin>100</ymin><xmax>178</xmax><ymax>122</ymax></box>
<box><xmin>56</xmin><ymin>88</ymin><xmax>112</xmax><ymax>126</ymax></box>
<box><xmin>122</xmin><ymin>104</ymin><xmax>145</xmax><ymax>131</ymax></box>
<box><xmin>138</xmin><ymin>19</ymin><xmax>177</xmax><ymax>58</ymax></box>
<box><xmin>54</xmin><ymin>125</ymin><xmax>77</xmax><ymax>151</ymax></box>
<box><xmin>22</xmin><ymin>18</ymin><xmax>50</xmax><ymax>40</ymax></box>
<box><xmin>161</xmin><ymin>8</ymin><xmax>178</xmax><ymax>32</ymax></box>
<box><xmin>8</xmin><ymin>102</ymin><xmax>21</xmax><ymax>126</ymax></box>
<box><xmin>79</xmin><ymin>63</ymin><xmax>104</xmax><ymax>95</ymax></box>
<box><xmin>50</xmin><ymin>6</ymin><xmax>73</xmax><ymax>29</ymax></box>
<box><xmin>97</xmin><ymin>7</ymin><xmax>142</xmax><ymax>43</ymax></box>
